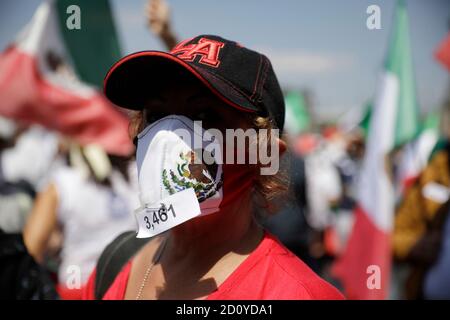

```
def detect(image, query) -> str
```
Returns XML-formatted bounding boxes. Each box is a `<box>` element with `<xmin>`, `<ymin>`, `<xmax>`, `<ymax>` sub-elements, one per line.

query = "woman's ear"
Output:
<box><xmin>278</xmin><ymin>137</ymin><xmax>287</xmax><ymax>156</ymax></box>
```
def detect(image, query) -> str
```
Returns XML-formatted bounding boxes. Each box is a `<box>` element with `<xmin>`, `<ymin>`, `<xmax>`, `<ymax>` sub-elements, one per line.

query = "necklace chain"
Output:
<box><xmin>135</xmin><ymin>238</ymin><xmax>168</xmax><ymax>300</ymax></box>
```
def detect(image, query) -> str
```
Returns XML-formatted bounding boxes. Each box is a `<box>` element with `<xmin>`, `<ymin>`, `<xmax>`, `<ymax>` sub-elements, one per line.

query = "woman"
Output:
<box><xmin>83</xmin><ymin>35</ymin><xmax>344</xmax><ymax>300</ymax></box>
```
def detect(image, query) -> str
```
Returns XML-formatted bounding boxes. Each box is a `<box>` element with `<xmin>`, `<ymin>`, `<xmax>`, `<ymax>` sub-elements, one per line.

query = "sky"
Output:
<box><xmin>1</xmin><ymin>0</ymin><xmax>449</xmax><ymax>122</ymax></box>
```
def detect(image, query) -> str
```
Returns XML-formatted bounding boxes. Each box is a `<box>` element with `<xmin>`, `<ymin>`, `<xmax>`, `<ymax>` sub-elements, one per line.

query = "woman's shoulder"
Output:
<box><xmin>258</xmin><ymin>232</ymin><xmax>345</xmax><ymax>300</ymax></box>
<box><xmin>82</xmin><ymin>260</ymin><xmax>133</xmax><ymax>300</ymax></box>
<box><xmin>83</xmin><ymin>233</ymin><xmax>166</xmax><ymax>300</ymax></box>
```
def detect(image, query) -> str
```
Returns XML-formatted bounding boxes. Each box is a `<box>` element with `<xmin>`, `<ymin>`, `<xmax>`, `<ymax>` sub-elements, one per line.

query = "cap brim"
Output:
<box><xmin>104</xmin><ymin>51</ymin><xmax>258</xmax><ymax>114</ymax></box>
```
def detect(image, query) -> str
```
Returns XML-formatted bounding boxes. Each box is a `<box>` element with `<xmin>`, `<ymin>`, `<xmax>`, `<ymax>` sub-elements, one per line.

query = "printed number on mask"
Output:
<box><xmin>143</xmin><ymin>203</ymin><xmax>176</xmax><ymax>230</ymax></box>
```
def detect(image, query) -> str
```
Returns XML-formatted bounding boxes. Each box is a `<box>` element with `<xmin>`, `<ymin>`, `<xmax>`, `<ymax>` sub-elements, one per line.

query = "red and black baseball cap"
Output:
<box><xmin>104</xmin><ymin>35</ymin><xmax>285</xmax><ymax>131</ymax></box>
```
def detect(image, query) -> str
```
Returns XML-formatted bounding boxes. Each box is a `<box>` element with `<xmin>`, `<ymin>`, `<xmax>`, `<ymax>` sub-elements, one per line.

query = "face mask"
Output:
<box><xmin>135</xmin><ymin>115</ymin><xmax>232</xmax><ymax>238</ymax></box>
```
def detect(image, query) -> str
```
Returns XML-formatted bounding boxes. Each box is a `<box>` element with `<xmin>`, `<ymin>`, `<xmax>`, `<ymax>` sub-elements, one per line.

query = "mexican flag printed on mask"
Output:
<box><xmin>0</xmin><ymin>0</ymin><xmax>133</xmax><ymax>155</ymax></box>
<box><xmin>332</xmin><ymin>0</ymin><xmax>419</xmax><ymax>299</ymax></box>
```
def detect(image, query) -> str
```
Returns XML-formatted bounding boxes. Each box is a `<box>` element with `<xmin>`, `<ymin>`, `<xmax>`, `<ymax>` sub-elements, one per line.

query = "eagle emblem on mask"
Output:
<box><xmin>162</xmin><ymin>149</ymin><xmax>222</xmax><ymax>202</ymax></box>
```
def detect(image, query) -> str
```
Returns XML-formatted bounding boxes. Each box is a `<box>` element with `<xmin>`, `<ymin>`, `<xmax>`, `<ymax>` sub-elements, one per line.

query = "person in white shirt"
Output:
<box><xmin>23</xmin><ymin>144</ymin><xmax>138</xmax><ymax>299</ymax></box>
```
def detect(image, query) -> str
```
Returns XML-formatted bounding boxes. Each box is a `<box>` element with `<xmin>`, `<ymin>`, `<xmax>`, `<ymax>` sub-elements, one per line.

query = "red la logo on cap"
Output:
<box><xmin>171</xmin><ymin>37</ymin><xmax>225</xmax><ymax>68</ymax></box>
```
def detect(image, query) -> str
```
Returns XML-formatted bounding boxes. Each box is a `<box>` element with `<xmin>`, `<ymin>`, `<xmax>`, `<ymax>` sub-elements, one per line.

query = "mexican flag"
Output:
<box><xmin>396</xmin><ymin>112</ymin><xmax>440</xmax><ymax>197</ymax></box>
<box><xmin>435</xmin><ymin>32</ymin><xmax>450</xmax><ymax>72</ymax></box>
<box><xmin>0</xmin><ymin>0</ymin><xmax>133</xmax><ymax>155</ymax></box>
<box><xmin>332</xmin><ymin>0</ymin><xmax>419</xmax><ymax>299</ymax></box>
<box><xmin>284</xmin><ymin>91</ymin><xmax>311</xmax><ymax>135</ymax></box>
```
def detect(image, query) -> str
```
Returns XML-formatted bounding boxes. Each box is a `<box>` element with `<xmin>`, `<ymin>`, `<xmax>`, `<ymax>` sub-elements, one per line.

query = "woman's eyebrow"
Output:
<box><xmin>186</xmin><ymin>90</ymin><xmax>211</xmax><ymax>104</ymax></box>
<box><xmin>145</xmin><ymin>94</ymin><xmax>166</xmax><ymax>103</ymax></box>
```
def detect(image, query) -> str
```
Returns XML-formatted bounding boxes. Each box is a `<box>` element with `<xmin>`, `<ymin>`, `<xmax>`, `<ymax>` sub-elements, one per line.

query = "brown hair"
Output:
<box><xmin>251</xmin><ymin>116</ymin><xmax>288</xmax><ymax>213</ymax></box>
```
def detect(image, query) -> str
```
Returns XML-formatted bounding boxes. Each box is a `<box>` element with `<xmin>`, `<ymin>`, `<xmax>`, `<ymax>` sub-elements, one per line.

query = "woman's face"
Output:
<box><xmin>141</xmin><ymin>71</ymin><xmax>253</xmax><ymax>134</ymax></box>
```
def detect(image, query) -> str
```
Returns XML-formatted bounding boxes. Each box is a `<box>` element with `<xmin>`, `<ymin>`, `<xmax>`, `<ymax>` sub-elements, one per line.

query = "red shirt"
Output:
<box><xmin>83</xmin><ymin>232</ymin><xmax>344</xmax><ymax>300</ymax></box>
